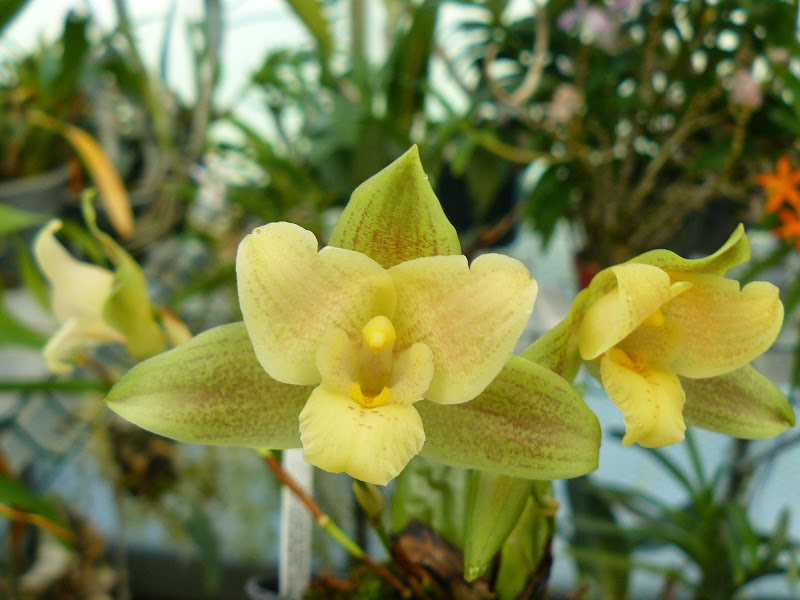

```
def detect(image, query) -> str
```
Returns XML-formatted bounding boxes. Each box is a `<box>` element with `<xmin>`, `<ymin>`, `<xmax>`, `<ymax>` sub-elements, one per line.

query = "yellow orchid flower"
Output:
<box><xmin>33</xmin><ymin>219</ymin><xmax>125</xmax><ymax>373</ymax></box>
<box><xmin>578</xmin><ymin>263</ymin><xmax>783</xmax><ymax>448</ymax></box>
<box><xmin>236</xmin><ymin>222</ymin><xmax>538</xmax><ymax>484</ymax></box>
<box><xmin>106</xmin><ymin>147</ymin><xmax>603</xmax><ymax>487</ymax></box>
<box><xmin>33</xmin><ymin>202</ymin><xmax>166</xmax><ymax>374</ymax></box>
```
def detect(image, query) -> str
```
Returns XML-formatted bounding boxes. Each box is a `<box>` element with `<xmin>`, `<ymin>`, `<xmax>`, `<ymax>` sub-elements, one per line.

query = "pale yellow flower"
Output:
<box><xmin>578</xmin><ymin>263</ymin><xmax>783</xmax><ymax>447</ymax></box>
<box><xmin>236</xmin><ymin>222</ymin><xmax>538</xmax><ymax>484</ymax></box>
<box><xmin>33</xmin><ymin>220</ymin><xmax>125</xmax><ymax>373</ymax></box>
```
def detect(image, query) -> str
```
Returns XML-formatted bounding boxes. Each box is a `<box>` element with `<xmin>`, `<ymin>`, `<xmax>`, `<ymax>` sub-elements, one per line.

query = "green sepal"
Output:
<box><xmin>81</xmin><ymin>195</ymin><xmax>166</xmax><ymax>359</ymax></box>
<box><xmin>328</xmin><ymin>145</ymin><xmax>460</xmax><ymax>268</ymax></box>
<box><xmin>628</xmin><ymin>223</ymin><xmax>750</xmax><ymax>276</ymax></box>
<box><xmin>418</xmin><ymin>356</ymin><xmax>601</xmax><ymax>480</ymax></box>
<box><xmin>681</xmin><ymin>365</ymin><xmax>795</xmax><ymax>438</ymax></box>
<box><xmin>106</xmin><ymin>322</ymin><xmax>310</xmax><ymax>448</ymax></box>
<box><xmin>463</xmin><ymin>472</ymin><xmax>533</xmax><ymax>581</ymax></box>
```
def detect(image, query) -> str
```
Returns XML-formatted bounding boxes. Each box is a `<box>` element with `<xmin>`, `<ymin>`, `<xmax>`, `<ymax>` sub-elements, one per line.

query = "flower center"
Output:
<box><xmin>352</xmin><ymin>316</ymin><xmax>397</xmax><ymax>408</ymax></box>
<box><xmin>640</xmin><ymin>308</ymin><xmax>664</xmax><ymax>328</ymax></box>
<box><xmin>608</xmin><ymin>347</ymin><xmax>646</xmax><ymax>373</ymax></box>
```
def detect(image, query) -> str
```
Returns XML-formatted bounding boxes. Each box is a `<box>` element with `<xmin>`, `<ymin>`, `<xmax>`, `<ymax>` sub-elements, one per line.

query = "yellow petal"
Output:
<box><xmin>33</xmin><ymin>220</ymin><xmax>115</xmax><ymax>322</ymax></box>
<box><xmin>617</xmin><ymin>316</ymin><xmax>685</xmax><ymax>367</ymax></box>
<box><xmin>43</xmin><ymin>317</ymin><xmax>123</xmax><ymax>374</ymax></box>
<box><xmin>316</xmin><ymin>327</ymin><xmax>358</xmax><ymax>394</ymax></box>
<box><xmin>579</xmin><ymin>264</ymin><xmax>691</xmax><ymax>360</ymax></box>
<box><xmin>600</xmin><ymin>349</ymin><xmax>686</xmax><ymax>448</ymax></box>
<box><xmin>237</xmin><ymin>222</ymin><xmax>396</xmax><ymax>385</ymax></box>
<box><xmin>389</xmin><ymin>253</ymin><xmax>537</xmax><ymax>405</ymax></box>
<box><xmin>389</xmin><ymin>343</ymin><xmax>435</xmax><ymax>403</ymax></box>
<box><xmin>299</xmin><ymin>387</ymin><xmax>425</xmax><ymax>485</ymax></box>
<box><xmin>663</xmin><ymin>273</ymin><xmax>784</xmax><ymax>378</ymax></box>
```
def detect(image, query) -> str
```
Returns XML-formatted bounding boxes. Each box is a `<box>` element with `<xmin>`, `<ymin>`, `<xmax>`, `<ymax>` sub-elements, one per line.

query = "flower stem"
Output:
<box><xmin>259</xmin><ymin>450</ymin><xmax>412</xmax><ymax>598</ymax></box>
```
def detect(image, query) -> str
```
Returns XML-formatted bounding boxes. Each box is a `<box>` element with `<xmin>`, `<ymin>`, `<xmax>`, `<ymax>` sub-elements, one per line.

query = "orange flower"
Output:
<box><xmin>773</xmin><ymin>208</ymin><xmax>800</xmax><ymax>251</ymax></box>
<box><xmin>757</xmin><ymin>157</ymin><xmax>800</xmax><ymax>213</ymax></box>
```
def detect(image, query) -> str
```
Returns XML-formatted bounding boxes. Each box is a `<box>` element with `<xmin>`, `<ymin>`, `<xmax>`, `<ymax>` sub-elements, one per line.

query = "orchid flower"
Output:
<box><xmin>578</xmin><ymin>263</ymin><xmax>784</xmax><ymax>447</ymax></box>
<box><xmin>33</xmin><ymin>201</ymin><xmax>165</xmax><ymax>374</ymax></box>
<box><xmin>523</xmin><ymin>226</ymin><xmax>794</xmax><ymax>447</ymax></box>
<box><xmin>34</xmin><ymin>219</ymin><xmax>125</xmax><ymax>373</ymax></box>
<box><xmin>106</xmin><ymin>147</ymin><xmax>602</xmax><ymax>485</ymax></box>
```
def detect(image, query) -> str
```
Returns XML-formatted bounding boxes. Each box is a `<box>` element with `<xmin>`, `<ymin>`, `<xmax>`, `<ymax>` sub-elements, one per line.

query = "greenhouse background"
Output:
<box><xmin>1</xmin><ymin>1</ymin><xmax>799</xmax><ymax>599</ymax></box>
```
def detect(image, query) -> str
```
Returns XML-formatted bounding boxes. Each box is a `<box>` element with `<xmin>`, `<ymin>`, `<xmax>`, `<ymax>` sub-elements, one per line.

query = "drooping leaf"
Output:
<box><xmin>30</xmin><ymin>111</ymin><xmax>134</xmax><ymax>239</ymax></box>
<box><xmin>328</xmin><ymin>145</ymin><xmax>461</xmax><ymax>268</ymax></box>
<box><xmin>106</xmin><ymin>322</ymin><xmax>309</xmax><ymax>449</ymax></box>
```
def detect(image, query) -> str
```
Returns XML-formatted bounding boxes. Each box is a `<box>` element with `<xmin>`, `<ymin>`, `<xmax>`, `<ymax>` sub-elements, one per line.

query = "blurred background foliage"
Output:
<box><xmin>1</xmin><ymin>0</ymin><xmax>799</xmax><ymax>598</ymax></box>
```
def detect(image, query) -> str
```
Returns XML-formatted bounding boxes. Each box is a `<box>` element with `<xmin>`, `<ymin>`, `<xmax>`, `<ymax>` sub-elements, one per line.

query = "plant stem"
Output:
<box><xmin>259</xmin><ymin>450</ymin><xmax>413</xmax><ymax>598</ymax></box>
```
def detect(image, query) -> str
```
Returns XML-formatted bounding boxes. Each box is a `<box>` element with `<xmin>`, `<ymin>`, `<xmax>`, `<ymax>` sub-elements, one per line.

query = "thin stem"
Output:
<box><xmin>0</xmin><ymin>503</ymin><xmax>75</xmax><ymax>543</ymax></box>
<box><xmin>482</xmin><ymin>1</ymin><xmax>548</xmax><ymax>107</ymax></box>
<box><xmin>259</xmin><ymin>451</ymin><xmax>412</xmax><ymax>598</ymax></box>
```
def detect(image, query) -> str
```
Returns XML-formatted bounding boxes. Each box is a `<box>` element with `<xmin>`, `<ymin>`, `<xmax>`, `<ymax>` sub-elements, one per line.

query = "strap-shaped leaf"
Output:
<box><xmin>106</xmin><ymin>322</ymin><xmax>310</xmax><ymax>448</ymax></box>
<box><xmin>0</xmin><ymin>203</ymin><xmax>47</xmax><ymax>234</ymax></box>
<box><xmin>681</xmin><ymin>365</ymin><xmax>795</xmax><ymax>438</ymax></box>
<box><xmin>328</xmin><ymin>145</ymin><xmax>460</xmax><ymax>268</ymax></box>
<box><xmin>418</xmin><ymin>355</ymin><xmax>600</xmax><ymax>480</ymax></box>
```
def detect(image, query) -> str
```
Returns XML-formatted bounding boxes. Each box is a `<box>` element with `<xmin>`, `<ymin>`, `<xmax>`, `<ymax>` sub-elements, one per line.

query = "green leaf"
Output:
<box><xmin>284</xmin><ymin>0</ymin><xmax>332</xmax><ymax>74</ymax></box>
<box><xmin>0</xmin><ymin>302</ymin><xmax>46</xmax><ymax>347</ymax></box>
<box><xmin>0</xmin><ymin>474</ymin><xmax>71</xmax><ymax>545</ymax></box>
<box><xmin>681</xmin><ymin>365</ymin><xmax>795</xmax><ymax>439</ymax></box>
<box><xmin>384</xmin><ymin>0</ymin><xmax>439</xmax><ymax>133</ymax></box>
<box><xmin>391</xmin><ymin>455</ymin><xmax>468</xmax><ymax>548</ymax></box>
<box><xmin>463</xmin><ymin>472</ymin><xmax>532</xmax><ymax>581</ymax></box>
<box><xmin>106</xmin><ymin>322</ymin><xmax>310</xmax><ymax>448</ymax></box>
<box><xmin>567</xmin><ymin>477</ymin><xmax>632</xmax><ymax>599</ymax></box>
<box><xmin>418</xmin><ymin>355</ymin><xmax>601</xmax><ymax>480</ymax></box>
<box><xmin>12</xmin><ymin>236</ymin><xmax>50</xmax><ymax>309</ymax></box>
<box><xmin>183</xmin><ymin>502</ymin><xmax>222</xmax><ymax>591</ymax></box>
<box><xmin>495</xmin><ymin>485</ymin><xmax>555</xmax><ymax>600</ymax></box>
<box><xmin>0</xmin><ymin>0</ymin><xmax>30</xmax><ymax>36</ymax></box>
<box><xmin>328</xmin><ymin>146</ymin><xmax>461</xmax><ymax>268</ymax></box>
<box><xmin>0</xmin><ymin>203</ymin><xmax>47</xmax><ymax>234</ymax></box>
<box><xmin>81</xmin><ymin>196</ymin><xmax>166</xmax><ymax>359</ymax></box>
